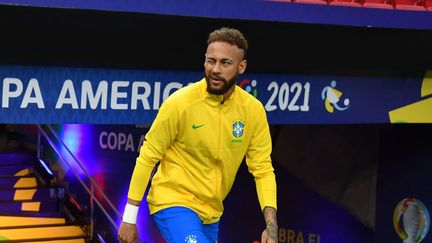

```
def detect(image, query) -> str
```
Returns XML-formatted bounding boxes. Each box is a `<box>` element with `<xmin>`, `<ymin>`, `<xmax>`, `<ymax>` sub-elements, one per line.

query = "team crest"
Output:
<box><xmin>232</xmin><ymin>120</ymin><xmax>245</xmax><ymax>138</ymax></box>
<box><xmin>185</xmin><ymin>235</ymin><xmax>198</xmax><ymax>243</ymax></box>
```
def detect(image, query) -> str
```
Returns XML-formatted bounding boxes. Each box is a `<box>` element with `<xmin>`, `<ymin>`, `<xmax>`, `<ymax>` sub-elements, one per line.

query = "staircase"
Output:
<box><xmin>0</xmin><ymin>152</ymin><xmax>89</xmax><ymax>242</ymax></box>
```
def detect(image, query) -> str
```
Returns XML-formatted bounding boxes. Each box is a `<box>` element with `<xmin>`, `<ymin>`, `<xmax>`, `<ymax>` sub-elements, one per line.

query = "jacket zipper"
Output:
<box><xmin>215</xmin><ymin>102</ymin><xmax>223</xmax><ymax>204</ymax></box>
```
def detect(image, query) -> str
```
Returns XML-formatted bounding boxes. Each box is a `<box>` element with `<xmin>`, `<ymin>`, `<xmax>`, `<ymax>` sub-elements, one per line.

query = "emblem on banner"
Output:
<box><xmin>321</xmin><ymin>80</ymin><xmax>350</xmax><ymax>113</ymax></box>
<box><xmin>239</xmin><ymin>79</ymin><xmax>258</xmax><ymax>97</ymax></box>
<box><xmin>393</xmin><ymin>198</ymin><xmax>430</xmax><ymax>243</ymax></box>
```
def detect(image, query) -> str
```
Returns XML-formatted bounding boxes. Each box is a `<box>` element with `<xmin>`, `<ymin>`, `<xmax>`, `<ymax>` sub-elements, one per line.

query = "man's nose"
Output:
<box><xmin>212</xmin><ymin>62</ymin><xmax>222</xmax><ymax>73</ymax></box>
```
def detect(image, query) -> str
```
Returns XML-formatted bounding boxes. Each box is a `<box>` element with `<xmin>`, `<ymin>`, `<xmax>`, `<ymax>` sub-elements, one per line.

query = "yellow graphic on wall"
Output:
<box><xmin>389</xmin><ymin>70</ymin><xmax>432</xmax><ymax>123</ymax></box>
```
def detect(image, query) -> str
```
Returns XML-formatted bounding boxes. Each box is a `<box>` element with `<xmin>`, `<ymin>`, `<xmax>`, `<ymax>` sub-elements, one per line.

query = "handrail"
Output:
<box><xmin>36</xmin><ymin>125</ymin><xmax>120</xmax><ymax>231</ymax></box>
<box><xmin>45</xmin><ymin>124</ymin><xmax>121</xmax><ymax>218</ymax></box>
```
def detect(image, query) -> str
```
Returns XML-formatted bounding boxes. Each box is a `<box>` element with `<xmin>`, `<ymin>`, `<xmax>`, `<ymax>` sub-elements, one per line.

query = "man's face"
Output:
<box><xmin>204</xmin><ymin>41</ymin><xmax>247</xmax><ymax>96</ymax></box>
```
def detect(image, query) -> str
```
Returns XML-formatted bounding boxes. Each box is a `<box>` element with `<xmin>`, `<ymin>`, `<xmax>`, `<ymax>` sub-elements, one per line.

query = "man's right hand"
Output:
<box><xmin>118</xmin><ymin>221</ymin><xmax>138</xmax><ymax>243</ymax></box>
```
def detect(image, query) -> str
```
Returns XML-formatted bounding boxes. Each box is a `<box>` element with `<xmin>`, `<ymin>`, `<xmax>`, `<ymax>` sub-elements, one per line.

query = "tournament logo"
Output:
<box><xmin>393</xmin><ymin>198</ymin><xmax>430</xmax><ymax>243</ymax></box>
<box><xmin>321</xmin><ymin>80</ymin><xmax>350</xmax><ymax>113</ymax></box>
<box><xmin>239</xmin><ymin>79</ymin><xmax>258</xmax><ymax>97</ymax></box>
<box><xmin>232</xmin><ymin>119</ymin><xmax>245</xmax><ymax>138</ymax></box>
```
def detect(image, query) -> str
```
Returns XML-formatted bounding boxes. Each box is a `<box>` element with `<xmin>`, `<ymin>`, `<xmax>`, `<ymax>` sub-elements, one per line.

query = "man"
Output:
<box><xmin>118</xmin><ymin>27</ymin><xmax>278</xmax><ymax>243</ymax></box>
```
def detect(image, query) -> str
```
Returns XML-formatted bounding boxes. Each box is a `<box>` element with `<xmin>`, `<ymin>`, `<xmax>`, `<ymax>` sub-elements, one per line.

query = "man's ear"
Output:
<box><xmin>203</xmin><ymin>54</ymin><xmax>207</xmax><ymax>68</ymax></box>
<box><xmin>238</xmin><ymin>59</ymin><xmax>247</xmax><ymax>75</ymax></box>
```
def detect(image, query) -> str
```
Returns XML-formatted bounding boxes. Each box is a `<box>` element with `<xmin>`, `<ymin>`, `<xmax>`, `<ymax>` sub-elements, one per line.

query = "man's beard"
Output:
<box><xmin>205</xmin><ymin>72</ymin><xmax>239</xmax><ymax>95</ymax></box>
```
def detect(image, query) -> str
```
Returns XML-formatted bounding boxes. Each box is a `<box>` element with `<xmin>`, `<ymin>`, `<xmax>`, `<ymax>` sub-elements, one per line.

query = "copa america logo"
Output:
<box><xmin>393</xmin><ymin>198</ymin><xmax>430</xmax><ymax>243</ymax></box>
<box><xmin>239</xmin><ymin>79</ymin><xmax>258</xmax><ymax>97</ymax></box>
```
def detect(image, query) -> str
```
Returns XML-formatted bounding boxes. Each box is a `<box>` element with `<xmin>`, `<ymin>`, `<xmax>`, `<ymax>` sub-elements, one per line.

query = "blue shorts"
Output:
<box><xmin>152</xmin><ymin>206</ymin><xmax>219</xmax><ymax>243</ymax></box>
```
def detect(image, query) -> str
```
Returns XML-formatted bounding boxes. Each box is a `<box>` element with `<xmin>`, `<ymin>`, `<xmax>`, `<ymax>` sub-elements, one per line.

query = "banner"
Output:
<box><xmin>0</xmin><ymin>65</ymin><xmax>430</xmax><ymax>124</ymax></box>
<box><xmin>0</xmin><ymin>0</ymin><xmax>432</xmax><ymax>30</ymax></box>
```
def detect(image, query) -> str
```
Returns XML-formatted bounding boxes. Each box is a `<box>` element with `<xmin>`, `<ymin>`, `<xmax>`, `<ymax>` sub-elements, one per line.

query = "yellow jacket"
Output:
<box><xmin>128</xmin><ymin>78</ymin><xmax>277</xmax><ymax>224</ymax></box>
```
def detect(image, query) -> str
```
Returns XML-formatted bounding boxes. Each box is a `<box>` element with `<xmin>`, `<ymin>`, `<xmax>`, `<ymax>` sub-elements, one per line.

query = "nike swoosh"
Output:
<box><xmin>192</xmin><ymin>124</ymin><xmax>205</xmax><ymax>129</ymax></box>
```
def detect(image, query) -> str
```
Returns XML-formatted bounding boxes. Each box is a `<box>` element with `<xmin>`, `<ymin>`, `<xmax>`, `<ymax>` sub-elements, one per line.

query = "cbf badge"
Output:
<box><xmin>233</xmin><ymin>120</ymin><xmax>245</xmax><ymax>138</ymax></box>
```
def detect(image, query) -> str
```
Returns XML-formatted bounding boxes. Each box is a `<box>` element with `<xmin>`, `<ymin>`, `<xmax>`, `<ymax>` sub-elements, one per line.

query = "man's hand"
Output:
<box><xmin>118</xmin><ymin>221</ymin><xmax>138</xmax><ymax>243</ymax></box>
<box><xmin>261</xmin><ymin>207</ymin><xmax>278</xmax><ymax>243</ymax></box>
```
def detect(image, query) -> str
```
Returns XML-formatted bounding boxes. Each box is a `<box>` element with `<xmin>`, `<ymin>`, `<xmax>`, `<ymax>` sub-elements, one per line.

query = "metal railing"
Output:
<box><xmin>36</xmin><ymin>124</ymin><xmax>122</xmax><ymax>239</ymax></box>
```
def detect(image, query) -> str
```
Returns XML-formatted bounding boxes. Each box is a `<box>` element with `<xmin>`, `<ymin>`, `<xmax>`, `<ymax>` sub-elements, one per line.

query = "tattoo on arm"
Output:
<box><xmin>263</xmin><ymin>207</ymin><xmax>278</xmax><ymax>241</ymax></box>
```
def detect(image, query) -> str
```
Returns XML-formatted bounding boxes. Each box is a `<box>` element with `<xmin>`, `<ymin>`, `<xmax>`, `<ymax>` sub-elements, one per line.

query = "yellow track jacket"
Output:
<box><xmin>128</xmin><ymin>78</ymin><xmax>277</xmax><ymax>224</ymax></box>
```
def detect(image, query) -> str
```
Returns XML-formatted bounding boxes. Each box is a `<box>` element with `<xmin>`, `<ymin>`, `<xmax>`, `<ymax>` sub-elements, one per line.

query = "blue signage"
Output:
<box><xmin>0</xmin><ymin>65</ymin><xmax>430</xmax><ymax>124</ymax></box>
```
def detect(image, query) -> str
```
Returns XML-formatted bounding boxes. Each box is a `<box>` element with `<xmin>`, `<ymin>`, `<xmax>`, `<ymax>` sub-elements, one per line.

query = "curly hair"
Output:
<box><xmin>207</xmin><ymin>27</ymin><xmax>248</xmax><ymax>59</ymax></box>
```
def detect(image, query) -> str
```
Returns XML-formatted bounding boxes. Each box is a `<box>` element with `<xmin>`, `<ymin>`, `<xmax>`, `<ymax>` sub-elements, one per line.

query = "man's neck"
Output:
<box><xmin>222</xmin><ymin>86</ymin><xmax>235</xmax><ymax>102</ymax></box>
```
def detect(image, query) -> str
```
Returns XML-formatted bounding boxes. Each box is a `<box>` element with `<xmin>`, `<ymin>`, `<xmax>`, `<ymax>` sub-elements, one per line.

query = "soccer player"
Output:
<box><xmin>118</xmin><ymin>27</ymin><xmax>278</xmax><ymax>243</ymax></box>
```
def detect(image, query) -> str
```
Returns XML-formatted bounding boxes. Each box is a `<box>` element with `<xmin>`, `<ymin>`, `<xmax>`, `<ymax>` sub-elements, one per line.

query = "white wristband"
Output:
<box><xmin>122</xmin><ymin>203</ymin><xmax>139</xmax><ymax>224</ymax></box>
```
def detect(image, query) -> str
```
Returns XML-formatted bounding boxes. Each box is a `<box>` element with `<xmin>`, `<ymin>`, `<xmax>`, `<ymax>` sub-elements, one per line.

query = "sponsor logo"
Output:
<box><xmin>192</xmin><ymin>124</ymin><xmax>205</xmax><ymax>129</ymax></box>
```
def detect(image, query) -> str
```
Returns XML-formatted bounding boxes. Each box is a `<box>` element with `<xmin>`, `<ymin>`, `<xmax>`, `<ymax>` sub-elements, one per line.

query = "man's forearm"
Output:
<box><xmin>263</xmin><ymin>206</ymin><xmax>278</xmax><ymax>240</ymax></box>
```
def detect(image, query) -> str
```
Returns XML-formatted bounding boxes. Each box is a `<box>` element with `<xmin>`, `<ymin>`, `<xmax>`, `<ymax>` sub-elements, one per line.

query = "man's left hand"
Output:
<box><xmin>261</xmin><ymin>224</ymin><xmax>278</xmax><ymax>243</ymax></box>
<box><xmin>261</xmin><ymin>207</ymin><xmax>278</xmax><ymax>243</ymax></box>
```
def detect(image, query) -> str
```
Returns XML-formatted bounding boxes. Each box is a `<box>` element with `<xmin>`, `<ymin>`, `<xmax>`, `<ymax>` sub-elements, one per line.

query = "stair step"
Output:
<box><xmin>0</xmin><ymin>166</ymin><xmax>33</xmax><ymax>177</ymax></box>
<box><xmin>0</xmin><ymin>200</ymin><xmax>58</xmax><ymax>214</ymax></box>
<box><xmin>0</xmin><ymin>188</ymin><xmax>53</xmax><ymax>201</ymax></box>
<box><xmin>0</xmin><ymin>215</ymin><xmax>65</xmax><ymax>229</ymax></box>
<box><xmin>2</xmin><ymin>211</ymin><xmax>64</xmax><ymax>218</ymax></box>
<box><xmin>0</xmin><ymin>225</ymin><xmax>86</xmax><ymax>241</ymax></box>
<box><xmin>0</xmin><ymin>153</ymin><xmax>35</xmax><ymax>166</ymax></box>
<box><xmin>0</xmin><ymin>177</ymin><xmax>37</xmax><ymax>189</ymax></box>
